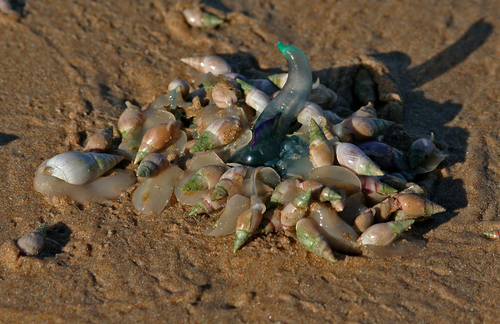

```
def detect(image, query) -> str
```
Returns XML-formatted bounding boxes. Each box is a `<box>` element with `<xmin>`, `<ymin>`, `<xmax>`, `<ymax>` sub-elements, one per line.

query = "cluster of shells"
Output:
<box><xmin>32</xmin><ymin>41</ymin><xmax>448</xmax><ymax>262</ymax></box>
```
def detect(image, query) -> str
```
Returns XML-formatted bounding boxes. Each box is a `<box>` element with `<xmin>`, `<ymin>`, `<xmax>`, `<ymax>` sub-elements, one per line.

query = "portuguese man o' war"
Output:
<box><xmin>232</xmin><ymin>42</ymin><xmax>312</xmax><ymax>166</ymax></box>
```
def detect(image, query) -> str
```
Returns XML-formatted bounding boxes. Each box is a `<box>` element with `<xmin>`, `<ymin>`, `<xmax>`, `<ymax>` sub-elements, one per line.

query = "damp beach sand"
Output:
<box><xmin>1</xmin><ymin>0</ymin><xmax>500</xmax><ymax>322</ymax></box>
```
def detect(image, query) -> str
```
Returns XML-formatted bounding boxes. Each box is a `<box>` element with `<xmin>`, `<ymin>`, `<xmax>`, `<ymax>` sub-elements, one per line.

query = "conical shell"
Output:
<box><xmin>85</xmin><ymin>126</ymin><xmax>113</xmax><ymax>153</ymax></box>
<box><xmin>181</xmin><ymin>55</ymin><xmax>231</xmax><ymax>75</ymax></box>
<box><xmin>211</xmin><ymin>166</ymin><xmax>247</xmax><ymax>201</ymax></box>
<box><xmin>117</xmin><ymin>102</ymin><xmax>146</xmax><ymax>141</ymax></box>
<box><xmin>353</xmin><ymin>209</ymin><xmax>374</xmax><ymax>233</ymax></box>
<box><xmin>182</xmin><ymin>8</ymin><xmax>224</xmax><ymax>27</ymax></box>
<box><xmin>335</xmin><ymin>142</ymin><xmax>384</xmax><ymax>176</ymax></box>
<box><xmin>296</xmin><ymin>218</ymin><xmax>337</xmax><ymax>262</ymax></box>
<box><xmin>359</xmin><ymin>176</ymin><xmax>397</xmax><ymax>195</ymax></box>
<box><xmin>189</xmin><ymin>189</ymin><xmax>227</xmax><ymax>216</ymax></box>
<box><xmin>190</xmin><ymin>117</ymin><xmax>243</xmax><ymax>152</ymax></box>
<box><xmin>394</xmin><ymin>194</ymin><xmax>446</xmax><ymax>220</ymax></box>
<box><xmin>351</xmin><ymin>102</ymin><xmax>377</xmax><ymax>119</ymax></box>
<box><xmin>297</xmin><ymin>102</ymin><xmax>328</xmax><ymax>128</ymax></box>
<box><xmin>280</xmin><ymin>189</ymin><xmax>312</xmax><ymax>228</ymax></box>
<box><xmin>484</xmin><ymin>230</ymin><xmax>500</xmax><ymax>240</ymax></box>
<box><xmin>358</xmin><ymin>220</ymin><xmax>414</xmax><ymax>246</ymax></box>
<box><xmin>181</xmin><ymin>165</ymin><xmax>228</xmax><ymax>192</ymax></box>
<box><xmin>134</xmin><ymin>121</ymin><xmax>177</xmax><ymax>164</ymax></box>
<box><xmin>259</xmin><ymin>208</ymin><xmax>282</xmax><ymax>234</ymax></box>
<box><xmin>137</xmin><ymin>153</ymin><xmax>169</xmax><ymax>178</ymax></box>
<box><xmin>211</xmin><ymin>86</ymin><xmax>238</xmax><ymax>109</ymax></box>
<box><xmin>206</xmin><ymin>195</ymin><xmax>251</xmax><ymax>237</ymax></box>
<box><xmin>237</xmin><ymin>79</ymin><xmax>270</xmax><ymax>114</ymax></box>
<box><xmin>267</xmin><ymin>73</ymin><xmax>288</xmax><ymax>89</ymax></box>
<box><xmin>43</xmin><ymin>152</ymin><xmax>124</xmax><ymax>185</ymax></box>
<box><xmin>269</xmin><ymin>178</ymin><xmax>302</xmax><ymax>207</ymax></box>
<box><xmin>234</xmin><ymin>196</ymin><xmax>265</xmax><ymax>251</ymax></box>
<box><xmin>337</xmin><ymin>117</ymin><xmax>394</xmax><ymax>142</ymax></box>
<box><xmin>309</xmin><ymin>118</ymin><xmax>335</xmax><ymax>168</ymax></box>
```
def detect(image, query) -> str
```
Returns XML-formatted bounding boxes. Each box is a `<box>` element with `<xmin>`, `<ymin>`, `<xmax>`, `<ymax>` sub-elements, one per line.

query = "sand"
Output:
<box><xmin>0</xmin><ymin>0</ymin><xmax>499</xmax><ymax>323</ymax></box>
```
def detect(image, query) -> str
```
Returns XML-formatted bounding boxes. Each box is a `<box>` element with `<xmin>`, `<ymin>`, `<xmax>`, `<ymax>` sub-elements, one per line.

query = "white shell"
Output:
<box><xmin>34</xmin><ymin>167</ymin><xmax>136</xmax><ymax>204</ymax></box>
<box><xmin>167</xmin><ymin>79</ymin><xmax>190</xmax><ymax>98</ymax></box>
<box><xmin>245</xmin><ymin>88</ymin><xmax>270</xmax><ymax>113</ymax></box>
<box><xmin>297</xmin><ymin>102</ymin><xmax>328</xmax><ymax>128</ymax></box>
<box><xmin>44</xmin><ymin>152</ymin><xmax>124</xmax><ymax>185</ymax></box>
<box><xmin>181</xmin><ymin>55</ymin><xmax>231</xmax><ymax>75</ymax></box>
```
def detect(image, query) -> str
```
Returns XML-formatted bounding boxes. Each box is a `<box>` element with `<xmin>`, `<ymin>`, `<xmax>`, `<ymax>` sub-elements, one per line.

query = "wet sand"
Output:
<box><xmin>1</xmin><ymin>0</ymin><xmax>499</xmax><ymax>322</ymax></box>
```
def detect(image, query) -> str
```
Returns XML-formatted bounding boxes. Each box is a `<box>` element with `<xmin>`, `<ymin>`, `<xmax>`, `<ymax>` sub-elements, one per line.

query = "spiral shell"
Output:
<box><xmin>206</xmin><ymin>194</ymin><xmax>251</xmax><ymax>237</ymax></box>
<box><xmin>181</xmin><ymin>165</ymin><xmax>228</xmax><ymax>192</ymax></box>
<box><xmin>335</xmin><ymin>142</ymin><xmax>384</xmax><ymax>176</ymax></box>
<box><xmin>84</xmin><ymin>126</ymin><xmax>113</xmax><ymax>153</ymax></box>
<box><xmin>309</xmin><ymin>118</ymin><xmax>335</xmax><ymax>168</ymax></box>
<box><xmin>309</xmin><ymin>83</ymin><xmax>337</xmax><ymax>108</ymax></box>
<box><xmin>359</xmin><ymin>176</ymin><xmax>397</xmax><ymax>195</ymax></box>
<box><xmin>332</xmin><ymin>116</ymin><xmax>394</xmax><ymax>142</ymax></box>
<box><xmin>259</xmin><ymin>208</ymin><xmax>282</xmax><ymax>234</ymax></box>
<box><xmin>167</xmin><ymin>79</ymin><xmax>190</xmax><ymax>98</ymax></box>
<box><xmin>190</xmin><ymin>116</ymin><xmax>243</xmax><ymax>153</ymax></box>
<box><xmin>211</xmin><ymin>166</ymin><xmax>247</xmax><ymax>201</ymax></box>
<box><xmin>357</xmin><ymin>141</ymin><xmax>399</xmax><ymax>170</ymax></box>
<box><xmin>269</xmin><ymin>178</ymin><xmax>302</xmax><ymax>207</ymax></box>
<box><xmin>181</xmin><ymin>55</ymin><xmax>231</xmax><ymax>75</ymax></box>
<box><xmin>394</xmin><ymin>194</ymin><xmax>446</xmax><ymax>221</ymax></box>
<box><xmin>17</xmin><ymin>225</ymin><xmax>48</xmax><ymax>256</ymax></box>
<box><xmin>117</xmin><ymin>102</ymin><xmax>146</xmax><ymax>160</ymax></box>
<box><xmin>182</xmin><ymin>8</ymin><xmax>224</xmax><ymax>28</ymax></box>
<box><xmin>42</xmin><ymin>152</ymin><xmax>124</xmax><ymax>185</ymax></box>
<box><xmin>237</xmin><ymin>79</ymin><xmax>270</xmax><ymax>114</ymax></box>
<box><xmin>211</xmin><ymin>85</ymin><xmax>238</xmax><ymax>109</ymax></box>
<box><xmin>484</xmin><ymin>230</ymin><xmax>500</xmax><ymax>240</ymax></box>
<box><xmin>357</xmin><ymin>220</ymin><xmax>414</xmax><ymax>246</ymax></box>
<box><xmin>297</xmin><ymin>102</ymin><xmax>328</xmax><ymax>128</ymax></box>
<box><xmin>280</xmin><ymin>189</ymin><xmax>312</xmax><ymax>228</ymax></box>
<box><xmin>137</xmin><ymin>153</ymin><xmax>169</xmax><ymax>178</ymax></box>
<box><xmin>189</xmin><ymin>188</ymin><xmax>227</xmax><ymax>216</ymax></box>
<box><xmin>408</xmin><ymin>136</ymin><xmax>448</xmax><ymax>174</ymax></box>
<box><xmin>267</xmin><ymin>73</ymin><xmax>289</xmax><ymax>89</ymax></box>
<box><xmin>134</xmin><ymin>121</ymin><xmax>177</xmax><ymax>164</ymax></box>
<box><xmin>117</xmin><ymin>102</ymin><xmax>146</xmax><ymax>141</ymax></box>
<box><xmin>299</xmin><ymin>179</ymin><xmax>342</xmax><ymax>202</ymax></box>
<box><xmin>234</xmin><ymin>196</ymin><xmax>266</xmax><ymax>252</ymax></box>
<box><xmin>296</xmin><ymin>218</ymin><xmax>337</xmax><ymax>262</ymax></box>
<box><xmin>351</xmin><ymin>102</ymin><xmax>377</xmax><ymax>119</ymax></box>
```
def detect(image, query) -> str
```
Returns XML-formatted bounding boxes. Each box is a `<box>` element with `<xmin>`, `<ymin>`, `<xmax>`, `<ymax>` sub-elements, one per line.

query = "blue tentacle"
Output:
<box><xmin>232</xmin><ymin>42</ymin><xmax>312</xmax><ymax>166</ymax></box>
